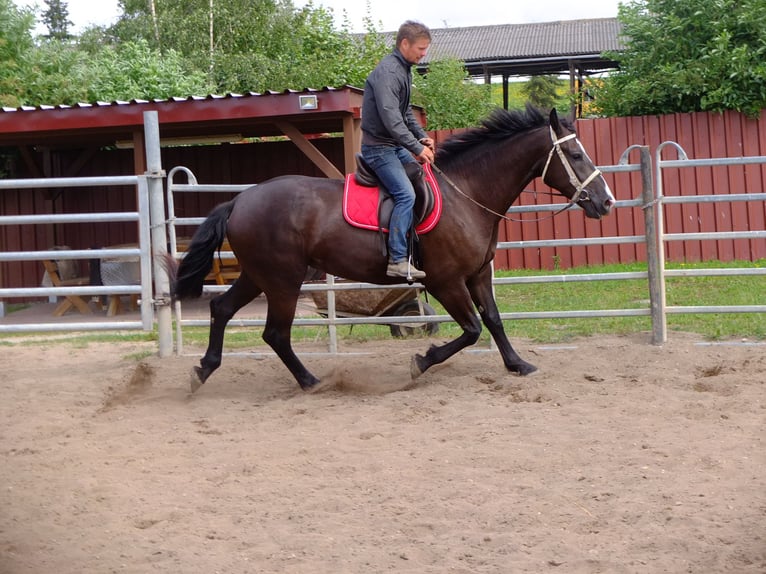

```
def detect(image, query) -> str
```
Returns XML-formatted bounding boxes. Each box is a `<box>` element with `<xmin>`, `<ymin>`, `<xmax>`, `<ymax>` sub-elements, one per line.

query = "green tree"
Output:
<box><xmin>16</xmin><ymin>40</ymin><xmax>89</xmax><ymax>104</ymax></box>
<box><xmin>12</xmin><ymin>36</ymin><xmax>210</xmax><ymax>106</ymax></box>
<box><xmin>109</xmin><ymin>0</ymin><xmax>386</xmax><ymax>94</ymax></box>
<box><xmin>521</xmin><ymin>75</ymin><xmax>562</xmax><ymax>111</ymax></box>
<box><xmin>42</xmin><ymin>0</ymin><xmax>72</xmax><ymax>40</ymax></box>
<box><xmin>413</xmin><ymin>57</ymin><xmax>495</xmax><ymax>130</ymax></box>
<box><xmin>84</xmin><ymin>39</ymin><xmax>211</xmax><ymax>102</ymax></box>
<box><xmin>0</xmin><ymin>0</ymin><xmax>36</xmax><ymax>106</ymax></box>
<box><xmin>592</xmin><ymin>0</ymin><xmax>766</xmax><ymax>117</ymax></box>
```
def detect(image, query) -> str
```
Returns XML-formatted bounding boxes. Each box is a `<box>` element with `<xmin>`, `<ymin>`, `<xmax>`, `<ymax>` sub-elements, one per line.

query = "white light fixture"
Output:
<box><xmin>298</xmin><ymin>95</ymin><xmax>318</xmax><ymax>110</ymax></box>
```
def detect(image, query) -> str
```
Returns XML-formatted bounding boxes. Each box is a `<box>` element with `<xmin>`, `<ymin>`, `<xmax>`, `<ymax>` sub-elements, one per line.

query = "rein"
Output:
<box><xmin>433</xmin><ymin>126</ymin><xmax>601</xmax><ymax>223</ymax></box>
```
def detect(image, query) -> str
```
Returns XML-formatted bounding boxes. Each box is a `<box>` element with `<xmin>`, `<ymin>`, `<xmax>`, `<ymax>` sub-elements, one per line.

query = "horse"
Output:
<box><xmin>167</xmin><ymin>105</ymin><xmax>615</xmax><ymax>393</ymax></box>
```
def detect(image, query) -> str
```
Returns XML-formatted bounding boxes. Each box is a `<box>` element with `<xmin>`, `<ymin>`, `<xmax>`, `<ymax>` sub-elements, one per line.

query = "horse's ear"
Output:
<box><xmin>549</xmin><ymin>108</ymin><xmax>561</xmax><ymax>133</ymax></box>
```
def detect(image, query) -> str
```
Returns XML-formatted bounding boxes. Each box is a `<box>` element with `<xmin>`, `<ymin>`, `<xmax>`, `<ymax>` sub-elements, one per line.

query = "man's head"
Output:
<box><xmin>396</xmin><ymin>20</ymin><xmax>431</xmax><ymax>65</ymax></box>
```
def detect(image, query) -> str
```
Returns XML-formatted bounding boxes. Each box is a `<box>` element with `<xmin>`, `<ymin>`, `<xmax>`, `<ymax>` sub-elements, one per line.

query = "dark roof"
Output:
<box><xmin>387</xmin><ymin>18</ymin><xmax>624</xmax><ymax>77</ymax></box>
<box><xmin>0</xmin><ymin>18</ymin><xmax>622</xmax><ymax>151</ymax></box>
<box><xmin>0</xmin><ymin>87</ymin><xmax>368</xmax><ymax>149</ymax></box>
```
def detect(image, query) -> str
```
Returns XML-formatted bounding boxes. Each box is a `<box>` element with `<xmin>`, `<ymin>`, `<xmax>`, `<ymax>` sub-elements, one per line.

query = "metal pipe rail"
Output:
<box><xmin>164</xmin><ymin>142</ymin><xmax>764</xmax><ymax>355</ymax></box>
<box><xmin>0</xmin><ymin>185</ymin><xmax>153</xmax><ymax>333</ymax></box>
<box><xmin>0</xmin><ymin>112</ymin><xmax>164</xmax><ymax>336</ymax></box>
<box><xmin>649</xmin><ymin>142</ymin><xmax>766</xmax><ymax>342</ymax></box>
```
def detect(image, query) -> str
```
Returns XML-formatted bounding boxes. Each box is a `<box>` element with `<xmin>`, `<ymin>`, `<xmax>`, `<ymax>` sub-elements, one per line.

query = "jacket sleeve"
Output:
<box><xmin>405</xmin><ymin>106</ymin><xmax>428</xmax><ymax>143</ymax></box>
<box><xmin>374</xmin><ymin>72</ymin><xmax>425</xmax><ymax>156</ymax></box>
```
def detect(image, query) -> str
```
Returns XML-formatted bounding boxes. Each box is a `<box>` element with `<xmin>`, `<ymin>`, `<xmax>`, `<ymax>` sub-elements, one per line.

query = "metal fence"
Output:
<box><xmin>0</xmin><ymin>175</ymin><xmax>154</xmax><ymax>332</ymax></box>
<box><xmin>3</xmin><ymin>139</ymin><xmax>763</xmax><ymax>351</ymax></box>
<box><xmin>166</xmin><ymin>143</ymin><xmax>765</xmax><ymax>354</ymax></box>
<box><xmin>492</xmin><ymin>144</ymin><xmax>766</xmax><ymax>344</ymax></box>
<box><xmin>650</xmin><ymin>142</ymin><xmax>766</xmax><ymax>342</ymax></box>
<box><xmin>0</xmin><ymin>112</ymin><xmax>175</xmax><ymax>358</ymax></box>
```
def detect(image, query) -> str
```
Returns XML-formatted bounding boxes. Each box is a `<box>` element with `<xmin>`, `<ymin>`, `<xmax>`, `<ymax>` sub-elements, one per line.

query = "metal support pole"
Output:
<box><xmin>326</xmin><ymin>274</ymin><xmax>338</xmax><ymax>354</ymax></box>
<box><xmin>650</xmin><ymin>142</ymin><xmax>688</xmax><ymax>345</ymax></box>
<box><xmin>144</xmin><ymin>111</ymin><xmax>172</xmax><ymax>357</ymax></box>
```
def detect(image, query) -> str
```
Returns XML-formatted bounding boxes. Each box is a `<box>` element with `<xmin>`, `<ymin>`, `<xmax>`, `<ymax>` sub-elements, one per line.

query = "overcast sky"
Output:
<box><xmin>19</xmin><ymin>0</ymin><xmax>622</xmax><ymax>34</ymax></box>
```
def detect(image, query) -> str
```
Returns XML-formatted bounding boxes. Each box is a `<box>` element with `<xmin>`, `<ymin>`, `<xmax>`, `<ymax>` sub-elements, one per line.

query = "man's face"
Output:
<box><xmin>399</xmin><ymin>37</ymin><xmax>430</xmax><ymax>65</ymax></box>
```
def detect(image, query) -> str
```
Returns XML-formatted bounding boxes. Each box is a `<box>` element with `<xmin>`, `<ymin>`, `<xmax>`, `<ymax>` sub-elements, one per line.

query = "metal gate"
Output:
<box><xmin>0</xmin><ymin>174</ymin><xmax>153</xmax><ymax>332</ymax></box>
<box><xmin>0</xmin><ymin>112</ymin><xmax>175</xmax><ymax>357</ymax></box>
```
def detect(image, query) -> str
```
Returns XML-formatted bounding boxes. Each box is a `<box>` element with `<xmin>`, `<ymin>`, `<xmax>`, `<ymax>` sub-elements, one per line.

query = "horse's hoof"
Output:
<box><xmin>190</xmin><ymin>367</ymin><xmax>205</xmax><ymax>393</ymax></box>
<box><xmin>303</xmin><ymin>378</ymin><xmax>334</xmax><ymax>394</ymax></box>
<box><xmin>515</xmin><ymin>362</ymin><xmax>538</xmax><ymax>376</ymax></box>
<box><xmin>410</xmin><ymin>354</ymin><xmax>425</xmax><ymax>379</ymax></box>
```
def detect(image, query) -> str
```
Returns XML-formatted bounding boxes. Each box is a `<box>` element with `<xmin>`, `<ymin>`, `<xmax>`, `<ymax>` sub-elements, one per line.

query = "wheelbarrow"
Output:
<box><xmin>308</xmin><ymin>282</ymin><xmax>439</xmax><ymax>338</ymax></box>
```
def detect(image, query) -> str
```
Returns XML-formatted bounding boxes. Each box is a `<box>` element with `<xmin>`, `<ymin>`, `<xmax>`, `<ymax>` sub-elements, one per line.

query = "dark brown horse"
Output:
<box><xmin>168</xmin><ymin>106</ymin><xmax>614</xmax><ymax>392</ymax></box>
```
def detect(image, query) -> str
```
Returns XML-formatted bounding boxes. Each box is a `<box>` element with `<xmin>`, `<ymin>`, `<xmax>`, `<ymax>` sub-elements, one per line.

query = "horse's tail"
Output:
<box><xmin>166</xmin><ymin>199</ymin><xmax>236</xmax><ymax>300</ymax></box>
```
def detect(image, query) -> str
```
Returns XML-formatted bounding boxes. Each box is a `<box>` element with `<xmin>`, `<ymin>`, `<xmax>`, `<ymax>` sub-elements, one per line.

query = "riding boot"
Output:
<box><xmin>387</xmin><ymin>258</ymin><xmax>426</xmax><ymax>280</ymax></box>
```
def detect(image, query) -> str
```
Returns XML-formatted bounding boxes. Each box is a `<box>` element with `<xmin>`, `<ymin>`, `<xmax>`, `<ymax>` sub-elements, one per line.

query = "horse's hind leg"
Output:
<box><xmin>467</xmin><ymin>265</ymin><xmax>537</xmax><ymax>375</ymax></box>
<box><xmin>194</xmin><ymin>273</ymin><xmax>262</xmax><ymax>390</ymax></box>
<box><xmin>261</xmin><ymin>289</ymin><xmax>323</xmax><ymax>391</ymax></box>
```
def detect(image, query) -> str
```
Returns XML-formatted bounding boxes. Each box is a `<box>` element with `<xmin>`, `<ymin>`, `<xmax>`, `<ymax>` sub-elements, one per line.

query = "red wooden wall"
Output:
<box><xmin>485</xmin><ymin>110</ymin><xmax>766</xmax><ymax>270</ymax></box>
<box><xmin>2</xmin><ymin>110</ymin><xmax>765</xmax><ymax>293</ymax></box>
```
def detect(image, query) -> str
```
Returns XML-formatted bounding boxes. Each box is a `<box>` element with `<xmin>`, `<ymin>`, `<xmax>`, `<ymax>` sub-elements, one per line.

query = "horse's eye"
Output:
<box><xmin>571</xmin><ymin>152</ymin><xmax>583</xmax><ymax>161</ymax></box>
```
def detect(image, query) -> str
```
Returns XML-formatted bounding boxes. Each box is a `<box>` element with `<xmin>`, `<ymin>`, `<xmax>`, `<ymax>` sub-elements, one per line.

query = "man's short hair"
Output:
<box><xmin>396</xmin><ymin>20</ymin><xmax>431</xmax><ymax>47</ymax></box>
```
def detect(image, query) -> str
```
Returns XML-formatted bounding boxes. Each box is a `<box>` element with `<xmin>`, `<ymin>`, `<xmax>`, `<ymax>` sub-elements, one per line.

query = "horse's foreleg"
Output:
<box><xmin>261</xmin><ymin>291</ymin><xmax>322</xmax><ymax>392</ymax></box>
<box><xmin>194</xmin><ymin>274</ymin><xmax>262</xmax><ymax>391</ymax></box>
<box><xmin>411</xmin><ymin>284</ymin><xmax>482</xmax><ymax>378</ymax></box>
<box><xmin>467</xmin><ymin>266</ymin><xmax>537</xmax><ymax>376</ymax></box>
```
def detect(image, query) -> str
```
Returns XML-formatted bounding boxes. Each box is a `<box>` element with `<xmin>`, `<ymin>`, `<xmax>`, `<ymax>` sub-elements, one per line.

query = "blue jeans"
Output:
<box><xmin>361</xmin><ymin>144</ymin><xmax>418</xmax><ymax>263</ymax></box>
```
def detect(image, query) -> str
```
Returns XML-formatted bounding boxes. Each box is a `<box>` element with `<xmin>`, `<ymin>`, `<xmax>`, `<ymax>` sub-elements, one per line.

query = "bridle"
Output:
<box><xmin>540</xmin><ymin>126</ymin><xmax>602</xmax><ymax>206</ymax></box>
<box><xmin>432</xmin><ymin>126</ymin><xmax>602</xmax><ymax>222</ymax></box>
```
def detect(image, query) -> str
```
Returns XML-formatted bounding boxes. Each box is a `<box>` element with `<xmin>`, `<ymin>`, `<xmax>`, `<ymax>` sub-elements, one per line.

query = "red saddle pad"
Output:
<box><xmin>342</xmin><ymin>162</ymin><xmax>442</xmax><ymax>234</ymax></box>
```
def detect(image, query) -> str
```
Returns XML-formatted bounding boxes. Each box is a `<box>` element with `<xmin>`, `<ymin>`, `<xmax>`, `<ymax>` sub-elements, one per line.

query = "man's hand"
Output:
<box><xmin>417</xmin><ymin>141</ymin><xmax>434</xmax><ymax>164</ymax></box>
<box><xmin>416</xmin><ymin>147</ymin><xmax>434</xmax><ymax>164</ymax></box>
<box><xmin>419</xmin><ymin>137</ymin><xmax>435</xmax><ymax>151</ymax></box>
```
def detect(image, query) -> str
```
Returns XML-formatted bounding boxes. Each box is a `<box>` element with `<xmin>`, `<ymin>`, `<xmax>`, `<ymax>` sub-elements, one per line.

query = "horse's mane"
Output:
<box><xmin>435</xmin><ymin>104</ymin><xmax>571</xmax><ymax>171</ymax></box>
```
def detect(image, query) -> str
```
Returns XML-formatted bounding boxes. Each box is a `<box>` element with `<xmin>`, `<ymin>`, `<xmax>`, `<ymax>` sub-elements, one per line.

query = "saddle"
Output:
<box><xmin>353</xmin><ymin>153</ymin><xmax>437</xmax><ymax>231</ymax></box>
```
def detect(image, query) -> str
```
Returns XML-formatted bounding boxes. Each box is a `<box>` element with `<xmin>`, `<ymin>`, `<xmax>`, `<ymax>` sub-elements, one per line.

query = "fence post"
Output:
<box><xmin>144</xmin><ymin>111</ymin><xmax>172</xmax><ymax>357</ymax></box>
<box><xmin>326</xmin><ymin>274</ymin><xmax>338</xmax><ymax>353</ymax></box>
<box><xmin>639</xmin><ymin>145</ymin><xmax>665</xmax><ymax>344</ymax></box>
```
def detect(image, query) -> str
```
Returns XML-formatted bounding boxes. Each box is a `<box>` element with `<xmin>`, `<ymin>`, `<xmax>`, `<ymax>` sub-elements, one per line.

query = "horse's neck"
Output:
<box><xmin>463</xmin><ymin>128</ymin><xmax>550</xmax><ymax>216</ymax></box>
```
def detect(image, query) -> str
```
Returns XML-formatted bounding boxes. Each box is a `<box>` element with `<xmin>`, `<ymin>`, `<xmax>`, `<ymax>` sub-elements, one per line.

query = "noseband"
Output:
<box><xmin>541</xmin><ymin>127</ymin><xmax>601</xmax><ymax>205</ymax></box>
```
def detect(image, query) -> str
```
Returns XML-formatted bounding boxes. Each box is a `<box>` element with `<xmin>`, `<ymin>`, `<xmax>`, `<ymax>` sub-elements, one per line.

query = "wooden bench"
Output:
<box><xmin>42</xmin><ymin>259</ymin><xmax>93</xmax><ymax>316</ymax></box>
<box><xmin>176</xmin><ymin>238</ymin><xmax>240</xmax><ymax>285</ymax></box>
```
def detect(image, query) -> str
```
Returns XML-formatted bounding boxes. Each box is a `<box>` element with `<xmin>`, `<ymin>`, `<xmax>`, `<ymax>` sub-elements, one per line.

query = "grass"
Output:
<box><xmin>489</xmin><ymin>260</ymin><xmax>765</xmax><ymax>342</ymax></box>
<box><xmin>4</xmin><ymin>260</ymin><xmax>762</xmax><ymax>349</ymax></box>
<box><xmin>178</xmin><ymin>260</ymin><xmax>765</xmax><ymax>349</ymax></box>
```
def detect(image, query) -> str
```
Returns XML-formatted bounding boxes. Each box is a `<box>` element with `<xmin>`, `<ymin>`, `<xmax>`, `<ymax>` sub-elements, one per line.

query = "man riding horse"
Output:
<box><xmin>361</xmin><ymin>20</ymin><xmax>435</xmax><ymax>280</ymax></box>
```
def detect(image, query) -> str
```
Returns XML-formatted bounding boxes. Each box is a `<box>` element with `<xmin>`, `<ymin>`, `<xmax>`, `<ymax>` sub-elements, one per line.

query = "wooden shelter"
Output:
<box><xmin>0</xmin><ymin>86</ymin><xmax>402</xmax><ymax>180</ymax></box>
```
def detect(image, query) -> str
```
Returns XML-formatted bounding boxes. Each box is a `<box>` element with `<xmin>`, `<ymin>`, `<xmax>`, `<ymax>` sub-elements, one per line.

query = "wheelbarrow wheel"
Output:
<box><xmin>389</xmin><ymin>300</ymin><xmax>439</xmax><ymax>338</ymax></box>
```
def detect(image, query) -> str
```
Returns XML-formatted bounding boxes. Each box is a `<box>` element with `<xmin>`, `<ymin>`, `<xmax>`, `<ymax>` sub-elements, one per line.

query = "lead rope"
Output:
<box><xmin>431</xmin><ymin>162</ymin><xmax>576</xmax><ymax>224</ymax></box>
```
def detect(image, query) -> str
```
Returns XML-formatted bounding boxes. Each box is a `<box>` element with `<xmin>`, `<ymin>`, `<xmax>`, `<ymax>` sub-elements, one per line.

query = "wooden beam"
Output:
<box><xmin>18</xmin><ymin>146</ymin><xmax>43</xmax><ymax>178</ymax></box>
<box><xmin>64</xmin><ymin>147</ymin><xmax>98</xmax><ymax>177</ymax></box>
<box><xmin>342</xmin><ymin>115</ymin><xmax>361</xmax><ymax>176</ymax></box>
<box><xmin>130</xmin><ymin>130</ymin><xmax>146</xmax><ymax>175</ymax></box>
<box><xmin>568</xmin><ymin>61</ymin><xmax>577</xmax><ymax>120</ymax></box>
<box><xmin>275</xmin><ymin>121</ymin><xmax>343</xmax><ymax>180</ymax></box>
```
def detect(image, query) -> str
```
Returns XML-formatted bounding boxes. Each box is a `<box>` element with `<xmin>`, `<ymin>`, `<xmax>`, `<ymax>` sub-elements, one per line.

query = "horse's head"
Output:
<box><xmin>541</xmin><ymin>109</ymin><xmax>615</xmax><ymax>219</ymax></box>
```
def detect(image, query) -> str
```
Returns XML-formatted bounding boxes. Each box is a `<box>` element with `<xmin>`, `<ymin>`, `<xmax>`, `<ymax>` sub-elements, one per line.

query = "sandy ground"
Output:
<box><xmin>0</xmin><ymin>330</ymin><xmax>764</xmax><ymax>574</ymax></box>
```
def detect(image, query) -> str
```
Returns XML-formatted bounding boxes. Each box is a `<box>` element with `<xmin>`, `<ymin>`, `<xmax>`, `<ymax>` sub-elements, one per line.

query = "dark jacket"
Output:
<box><xmin>361</xmin><ymin>49</ymin><xmax>428</xmax><ymax>156</ymax></box>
